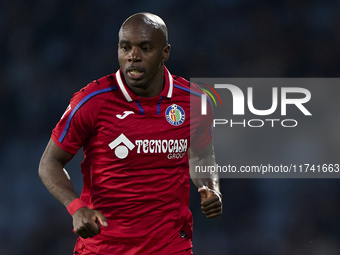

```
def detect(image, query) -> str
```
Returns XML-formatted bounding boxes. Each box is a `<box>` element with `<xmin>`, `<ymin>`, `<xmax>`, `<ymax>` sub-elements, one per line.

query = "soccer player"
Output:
<box><xmin>39</xmin><ymin>12</ymin><xmax>222</xmax><ymax>254</ymax></box>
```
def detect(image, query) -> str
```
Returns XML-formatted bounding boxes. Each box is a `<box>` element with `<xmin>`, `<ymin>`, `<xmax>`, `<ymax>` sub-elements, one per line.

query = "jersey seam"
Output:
<box><xmin>92</xmin><ymin>86</ymin><xmax>120</xmax><ymax>136</ymax></box>
<box><xmin>59</xmin><ymin>86</ymin><xmax>118</xmax><ymax>143</ymax></box>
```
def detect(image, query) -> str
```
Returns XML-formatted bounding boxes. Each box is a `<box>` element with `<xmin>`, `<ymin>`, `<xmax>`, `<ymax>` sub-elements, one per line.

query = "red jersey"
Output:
<box><xmin>52</xmin><ymin>66</ymin><xmax>213</xmax><ymax>254</ymax></box>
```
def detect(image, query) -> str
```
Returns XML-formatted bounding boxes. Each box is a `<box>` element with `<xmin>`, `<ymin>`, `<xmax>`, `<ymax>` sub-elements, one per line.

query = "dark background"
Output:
<box><xmin>1</xmin><ymin>0</ymin><xmax>340</xmax><ymax>254</ymax></box>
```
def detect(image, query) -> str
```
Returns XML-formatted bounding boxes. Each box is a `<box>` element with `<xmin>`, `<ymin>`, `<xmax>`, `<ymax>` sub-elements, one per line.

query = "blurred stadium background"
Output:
<box><xmin>1</xmin><ymin>0</ymin><xmax>340</xmax><ymax>254</ymax></box>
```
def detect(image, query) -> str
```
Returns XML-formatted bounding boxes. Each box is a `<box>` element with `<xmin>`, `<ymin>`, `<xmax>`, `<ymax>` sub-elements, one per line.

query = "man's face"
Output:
<box><xmin>118</xmin><ymin>22</ymin><xmax>170</xmax><ymax>90</ymax></box>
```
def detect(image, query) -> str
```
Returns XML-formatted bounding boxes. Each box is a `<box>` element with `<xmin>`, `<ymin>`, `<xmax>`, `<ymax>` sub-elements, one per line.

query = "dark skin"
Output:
<box><xmin>118</xmin><ymin>14</ymin><xmax>170</xmax><ymax>97</ymax></box>
<box><xmin>199</xmin><ymin>187</ymin><xmax>223</xmax><ymax>219</ymax></box>
<box><xmin>39</xmin><ymin>139</ymin><xmax>108</xmax><ymax>238</ymax></box>
<box><xmin>39</xmin><ymin>13</ymin><xmax>221</xmax><ymax>240</ymax></box>
<box><xmin>190</xmin><ymin>143</ymin><xmax>222</xmax><ymax>219</ymax></box>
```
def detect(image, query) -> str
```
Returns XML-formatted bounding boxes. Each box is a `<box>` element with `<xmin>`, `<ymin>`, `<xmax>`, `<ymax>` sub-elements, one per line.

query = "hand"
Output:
<box><xmin>198</xmin><ymin>186</ymin><xmax>222</xmax><ymax>219</ymax></box>
<box><xmin>72</xmin><ymin>207</ymin><xmax>108</xmax><ymax>238</ymax></box>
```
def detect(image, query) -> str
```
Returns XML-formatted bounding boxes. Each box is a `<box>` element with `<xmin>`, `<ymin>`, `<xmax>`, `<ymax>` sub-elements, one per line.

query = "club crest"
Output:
<box><xmin>165</xmin><ymin>104</ymin><xmax>185</xmax><ymax>126</ymax></box>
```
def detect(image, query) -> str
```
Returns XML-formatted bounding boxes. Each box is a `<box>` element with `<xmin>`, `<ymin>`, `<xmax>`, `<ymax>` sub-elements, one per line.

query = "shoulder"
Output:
<box><xmin>70</xmin><ymin>74</ymin><xmax>119</xmax><ymax>104</ymax></box>
<box><xmin>171</xmin><ymin>75</ymin><xmax>206</xmax><ymax>107</ymax></box>
<box><xmin>78</xmin><ymin>74</ymin><xmax>119</xmax><ymax>97</ymax></box>
<box><xmin>172</xmin><ymin>75</ymin><xmax>204</xmax><ymax>98</ymax></box>
<box><xmin>172</xmin><ymin>74</ymin><xmax>214</xmax><ymax>114</ymax></box>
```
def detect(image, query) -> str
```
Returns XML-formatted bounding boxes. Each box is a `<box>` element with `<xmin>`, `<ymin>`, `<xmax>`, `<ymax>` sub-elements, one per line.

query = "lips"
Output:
<box><xmin>126</xmin><ymin>67</ymin><xmax>145</xmax><ymax>80</ymax></box>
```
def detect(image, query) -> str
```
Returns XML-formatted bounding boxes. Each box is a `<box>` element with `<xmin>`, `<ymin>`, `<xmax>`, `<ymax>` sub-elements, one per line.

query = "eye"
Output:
<box><xmin>142</xmin><ymin>45</ymin><xmax>151</xmax><ymax>52</ymax></box>
<box><xmin>120</xmin><ymin>45</ymin><xmax>130</xmax><ymax>52</ymax></box>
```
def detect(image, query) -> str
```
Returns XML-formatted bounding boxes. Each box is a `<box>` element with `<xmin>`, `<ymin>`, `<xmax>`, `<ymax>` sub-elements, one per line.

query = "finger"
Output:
<box><xmin>76</xmin><ymin>224</ymin><xmax>96</xmax><ymax>239</ymax></box>
<box><xmin>75</xmin><ymin>227</ymin><xmax>87</xmax><ymax>238</ymax></box>
<box><xmin>201</xmin><ymin>200</ymin><xmax>222</xmax><ymax>212</ymax></box>
<box><xmin>76</xmin><ymin>218</ymin><xmax>100</xmax><ymax>236</ymax></box>
<box><xmin>84</xmin><ymin>222</ymin><xmax>99</xmax><ymax>237</ymax></box>
<box><xmin>199</xmin><ymin>187</ymin><xmax>222</xmax><ymax>203</ymax></box>
<box><xmin>201</xmin><ymin>195</ymin><xmax>220</xmax><ymax>207</ymax></box>
<box><xmin>205</xmin><ymin>211</ymin><xmax>222</xmax><ymax>219</ymax></box>
<box><xmin>198</xmin><ymin>186</ymin><xmax>208</xmax><ymax>199</ymax></box>
<box><xmin>202</xmin><ymin>207</ymin><xmax>222</xmax><ymax>216</ymax></box>
<box><xmin>76</xmin><ymin>229</ymin><xmax>89</xmax><ymax>239</ymax></box>
<box><xmin>87</xmin><ymin>219</ymin><xmax>101</xmax><ymax>235</ymax></box>
<box><xmin>91</xmin><ymin>222</ymin><xmax>101</xmax><ymax>235</ymax></box>
<box><xmin>95</xmin><ymin>211</ymin><xmax>108</xmax><ymax>227</ymax></box>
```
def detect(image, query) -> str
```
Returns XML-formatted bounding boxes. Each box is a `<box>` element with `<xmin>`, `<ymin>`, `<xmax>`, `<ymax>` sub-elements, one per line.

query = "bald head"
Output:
<box><xmin>117</xmin><ymin>13</ymin><xmax>171</xmax><ymax>96</ymax></box>
<box><xmin>119</xmin><ymin>12</ymin><xmax>168</xmax><ymax>45</ymax></box>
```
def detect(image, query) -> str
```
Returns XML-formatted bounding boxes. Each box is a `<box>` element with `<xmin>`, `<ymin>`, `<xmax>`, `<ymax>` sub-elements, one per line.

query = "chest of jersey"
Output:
<box><xmin>85</xmin><ymin>95</ymin><xmax>191</xmax><ymax>170</ymax></box>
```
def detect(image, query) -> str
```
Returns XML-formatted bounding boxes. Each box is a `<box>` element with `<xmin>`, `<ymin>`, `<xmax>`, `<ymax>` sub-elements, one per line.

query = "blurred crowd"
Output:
<box><xmin>1</xmin><ymin>0</ymin><xmax>340</xmax><ymax>254</ymax></box>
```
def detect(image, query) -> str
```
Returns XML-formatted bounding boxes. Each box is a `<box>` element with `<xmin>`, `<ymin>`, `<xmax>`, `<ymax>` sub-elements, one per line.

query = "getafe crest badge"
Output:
<box><xmin>165</xmin><ymin>104</ymin><xmax>185</xmax><ymax>126</ymax></box>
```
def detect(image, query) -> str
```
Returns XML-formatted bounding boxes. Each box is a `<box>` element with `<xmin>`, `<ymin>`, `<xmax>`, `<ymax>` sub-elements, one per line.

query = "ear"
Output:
<box><xmin>161</xmin><ymin>44</ymin><xmax>171</xmax><ymax>62</ymax></box>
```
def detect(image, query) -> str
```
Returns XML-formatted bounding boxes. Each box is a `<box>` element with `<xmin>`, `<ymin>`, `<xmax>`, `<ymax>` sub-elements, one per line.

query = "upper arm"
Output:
<box><xmin>189</xmin><ymin>142</ymin><xmax>219</xmax><ymax>190</ymax></box>
<box><xmin>189</xmin><ymin>142</ymin><xmax>216</xmax><ymax>175</ymax></box>
<box><xmin>190</xmin><ymin>87</ymin><xmax>214</xmax><ymax>154</ymax></box>
<box><xmin>40</xmin><ymin>138</ymin><xmax>75</xmax><ymax>170</ymax></box>
<box><xmin>190</xmin><ymin>142</ymin><xmax>214</xmax><ymax>160</ymax></box>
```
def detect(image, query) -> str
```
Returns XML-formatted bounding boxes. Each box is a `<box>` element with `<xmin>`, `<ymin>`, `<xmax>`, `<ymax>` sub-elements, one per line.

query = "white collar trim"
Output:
<box><xmin>166</xmin><ymin>68</ymin><xmax>173</xmax><ymax>98</ymax></box>
<box><xmin>115</xmin><ymin>67</ymin><xmax>173</xmax><ymax>101</ymax></box>
<box><xmin>116</xmin><ymin>70</ymin><xmax>133</xmax><ymax>102</ymax></box>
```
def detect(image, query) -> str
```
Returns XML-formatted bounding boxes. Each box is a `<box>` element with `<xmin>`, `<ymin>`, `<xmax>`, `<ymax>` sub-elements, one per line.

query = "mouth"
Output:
<box><xmin>126</xmin><ymin>67</ymin><xmax>145</xmax><ymax>80</ymax></box>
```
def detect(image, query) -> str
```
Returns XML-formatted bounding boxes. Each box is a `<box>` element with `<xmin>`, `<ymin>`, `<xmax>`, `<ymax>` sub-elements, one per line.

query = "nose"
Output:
<box><xmin>128</xmin><ymin>47</ymin><xmax>141</xmax><ymax>62</ymax></box>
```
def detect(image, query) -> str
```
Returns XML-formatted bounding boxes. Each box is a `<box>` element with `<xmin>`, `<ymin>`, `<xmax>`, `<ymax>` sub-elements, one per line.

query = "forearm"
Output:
<box><xmin>39</xmin><ymin>159</ymin><xmax>78</xmax><ymax>207</ymax></box>
<box><xmin>189</xmin><ymin>147</ymin><xmax>220</xmax><ymax>193</ymax></box>
<box><xmin>190</xmin><ymin>170</ymin><xmax>220</xmax><ymax>193</ymax></box>
<box><xmin>38</xmin><ymin>139</ymin><xmax>78</xmax><ymax>208</ymax></box>
<box><xmin>190</xmin><ymin>145</ymin><xmax>223</xmax><ymax>218</ymax></box>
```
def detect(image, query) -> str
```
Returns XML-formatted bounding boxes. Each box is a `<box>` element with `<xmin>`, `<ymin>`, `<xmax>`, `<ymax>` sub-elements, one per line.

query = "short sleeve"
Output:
<box><xmin>190</xmin><ymin>91</ymin><xmax>214</xmax><ymax>152</ymax></box>
<box><xmin>51</xmin><ymin>89</ymin><xmax>93</xmax><ymax>154</ymax></box>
